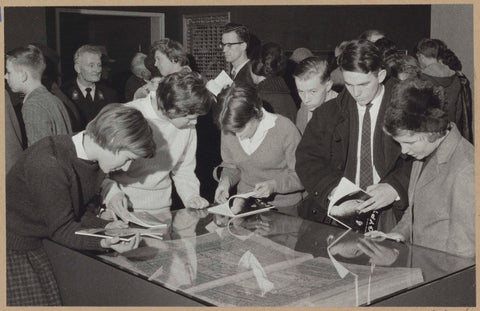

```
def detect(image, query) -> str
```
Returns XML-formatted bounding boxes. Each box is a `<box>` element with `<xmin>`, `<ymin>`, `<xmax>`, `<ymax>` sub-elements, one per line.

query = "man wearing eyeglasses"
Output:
<box><xmin>220</xmin><ymin>23</ymin><xmax>255</xmax><ymax>87</ymax></box>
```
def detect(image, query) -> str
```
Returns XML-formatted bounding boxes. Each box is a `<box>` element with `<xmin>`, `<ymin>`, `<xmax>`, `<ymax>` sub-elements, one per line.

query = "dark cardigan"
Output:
<box><xmin>7</xmin><ymin>135</ymin><xmax>109</xmax><ymax>251</ymax></box>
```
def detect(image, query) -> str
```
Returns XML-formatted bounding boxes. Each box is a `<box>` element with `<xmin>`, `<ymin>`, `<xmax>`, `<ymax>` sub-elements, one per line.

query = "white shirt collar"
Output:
<box><xmin>76</xmin><ymin>78</ymin><xmax>96</xmax><ymax>98</ymax></box>
<box><xmin>356</xmin><ymin>84</ymin><xmax>384</xmax><ymax>111</ymax></box>
<box><xmin>144</xmin><ymin>91</ymin><xmax>163</xmax><ymax>119</ymax></box>
<box><xmin>238</xmin><ymin>108</ymin><xmax>277</xmax><ymax>155</ymax></box>
<box><xmin>72</xmin><ymin>131</ymin><xmax>90</xmax><ymax>160</ymax></box>
<box><xmin>232</xmin><ymin>59</ymin><xmax>250</xmax><ymax>76</ymax></box>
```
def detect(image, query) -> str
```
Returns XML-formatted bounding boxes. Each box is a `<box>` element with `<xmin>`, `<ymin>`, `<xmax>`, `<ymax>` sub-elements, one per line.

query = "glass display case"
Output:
<box><xmin>44</xmin><ymin>208</ymin><xmax>475</xmax><ymax>306</ymax></box>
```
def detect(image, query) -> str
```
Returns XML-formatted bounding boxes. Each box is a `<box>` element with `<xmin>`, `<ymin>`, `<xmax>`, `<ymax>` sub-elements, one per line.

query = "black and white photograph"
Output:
<box><xmin>3</xmin><ymin>2</ymin><xmax>476</xmax><ymax>307</ymax></box>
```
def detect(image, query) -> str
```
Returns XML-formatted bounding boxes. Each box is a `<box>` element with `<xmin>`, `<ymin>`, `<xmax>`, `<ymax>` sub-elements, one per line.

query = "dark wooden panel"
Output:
<box><xmin>373</xmin><ymin>266</ymin><xmax>476</xmax><ymax>306</ymax></box>
<box><xmin>43</xmin><ymin>240</ymin><xmax>204</xmax><ymax>306</ymax></box>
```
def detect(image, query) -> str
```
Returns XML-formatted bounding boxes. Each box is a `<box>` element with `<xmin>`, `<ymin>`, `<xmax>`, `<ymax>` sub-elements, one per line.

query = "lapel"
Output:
<box><xmin>333</xmin><ymin>90</ymin><xmax>353</xmax><ymax>148</ymax></box>
<box><xmin>373</xmin><ymin>80</ymin><xmax>400</xmax><ymax>175</ymax></box>
<box><xmin>337</xmin><ymin>91</ymin><xmax>356</xmax><ymax>180</ymax></box>
<box><xmin>414</xmin><ymin>125</ymin><xmax>461</xmax><ymax>190</ymax></box>
<box><xmin>414</xmin><ymin>155</ymin><xmax>438</xmax><ymax>190</ymax></box>
<box><xmin>72</xmin><ymin>80</ymin><xmax>87</xmax><ymax>103</ymax></box>
<box><xmin>94</xmin><ymin>84</ymin><xmax>105</xmax><ymax>102</ymax></box>
<box><xmin>234</xmin><ymin>61</ymin><xmax>254</xmax><ymax>86</ymax></box>
<box><xmin>408</xmin><ymin>160</ymin><xmax>423</xmax><ymax>207</ymax></box>
<box><xmin>73</xmin><ymin>80</ymin><xmax>103</xmax><ymax>103</ymax></box>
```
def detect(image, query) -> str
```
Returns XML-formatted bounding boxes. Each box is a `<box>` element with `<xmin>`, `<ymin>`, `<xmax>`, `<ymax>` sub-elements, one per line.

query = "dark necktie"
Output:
<box><xmin>85</xmin><ymin>87</ymin><xmax>94</xmax><ymax>104</ymax></box>
<box><xmin>230</xmin><ymin>68</ymin><xmax>236</xmax><ymax>79</ymax></box>
<box><xmin>358</xmin><ymin>103</ymin><xmax>380</xmax><ymax>232</ymax></box>
<box><xmin>360</xmin><ymin>103</ymin><xmax>373</xmax><ymax>189</ymax></box>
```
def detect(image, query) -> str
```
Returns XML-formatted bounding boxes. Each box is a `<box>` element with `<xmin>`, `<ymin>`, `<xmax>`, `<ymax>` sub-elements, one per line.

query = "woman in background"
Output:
<box><xmin>250</xmin><ymin>42</ymin><xmax>298</xmax><ymax>124</ymax></box>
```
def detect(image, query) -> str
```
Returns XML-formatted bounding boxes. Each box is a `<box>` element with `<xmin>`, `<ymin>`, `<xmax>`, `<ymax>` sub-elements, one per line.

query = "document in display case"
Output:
<box><xmin>99</xmin><ymin>228</ymin><xmax>425</xmax><ymax>306</ymax></box>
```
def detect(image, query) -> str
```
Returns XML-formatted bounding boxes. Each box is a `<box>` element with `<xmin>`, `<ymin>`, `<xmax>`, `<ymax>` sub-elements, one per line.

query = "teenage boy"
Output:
<box><xmin>296</xmin><ymin>40</ymin><xmax>411</xmax><ymax>232</ymax></box>
<box><xmin>6</xmin><ymin>104</ymin><xmax>156</xmax><ymax>306</ymax></box>
<box><xmin>293</xmin><ymin>56</ymin><xmax>338</xmax><ymax>134</ymax></box>
<box><xmin>5</xmin><ymin>45</ymin><xmax>72</xmax><ymax>146</ymax></box>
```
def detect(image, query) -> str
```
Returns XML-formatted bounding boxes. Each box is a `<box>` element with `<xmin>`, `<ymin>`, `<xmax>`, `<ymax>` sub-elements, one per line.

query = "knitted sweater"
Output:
<box><xmin>220</xmin><ymin>114</ymin><xmax>303</xmax><ymax>207</ymax></box>
<box><xmin>102</xmin><ymin>92</ymin><xmax>200</xmax><ymax>212</ymax></box>
<box><xmin>7</xmin><ymin>135</ymin><xmax>109</xmax><ymax>251</ymax></box>
<box><xmin>22</xmin><ymin>85</ymin><xmax>72</xmax><ymax>147</ymax></box>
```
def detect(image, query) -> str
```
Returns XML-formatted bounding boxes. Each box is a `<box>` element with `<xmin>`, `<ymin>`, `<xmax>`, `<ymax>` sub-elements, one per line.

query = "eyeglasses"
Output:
<box><xmin>218</xmin><ymin>41</ymin><xmax>244</xmax><ymax>49</ymax></box>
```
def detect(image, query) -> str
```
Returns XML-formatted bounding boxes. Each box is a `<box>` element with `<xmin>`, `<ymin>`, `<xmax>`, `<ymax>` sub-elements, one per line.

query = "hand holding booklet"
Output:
<box><xmin>327</xmin><ymin>177</ymin><xmax>373</xmax><ymax>232</ymax></box>
<box><xmin>207</xmin><ymin>191</ymin><xmax>275</xmax><ymax>218</ymax></box>
<box><xmin>205</xmin><ymin>70</ymin><xmax>233</xmax><ymax>96</ymax></box>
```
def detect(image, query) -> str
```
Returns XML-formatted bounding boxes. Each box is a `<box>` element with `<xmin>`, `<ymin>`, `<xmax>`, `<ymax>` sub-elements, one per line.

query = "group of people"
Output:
<box><xmin>5</xmin><ymin>22</ymin><xmax>474</xmax><ymax>306</ymax></box>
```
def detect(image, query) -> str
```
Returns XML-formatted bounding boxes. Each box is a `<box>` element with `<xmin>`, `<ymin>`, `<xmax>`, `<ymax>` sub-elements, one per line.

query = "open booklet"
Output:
<box><xmin>75</xmin><ymin>227</ymin><xmax>165</xmax><ymax>241</ymax></box>
<box><xmin>207</xmin><ymin>191</ymin><xmax>275</xmax><ymax>218</ymax></box>
<box><xmin>114</xmin><ymin>209</ymin><xmax>168</xmax><ymax>228</ymax></box>
<box><xmin>327</xmin><ymin>177</ymin><xmax>377</xmax><ymax>232</ymax></box>
<box><xmin>205</xmin><ymin>70</ymin><xmax>233</xmax><ymax>96</ymax></box>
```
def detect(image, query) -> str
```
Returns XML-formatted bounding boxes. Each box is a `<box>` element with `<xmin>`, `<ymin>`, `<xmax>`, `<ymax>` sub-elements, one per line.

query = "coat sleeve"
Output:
<box><xmin>389</xmin><ymin>203</ymin><xmax>412</xmax><ymax>241</ymax></box>
<box><xmin>295</xmin><ymin>103</ymin><xmax>344</xmax><ymax>210</ymax></box>
<box><xmin>219</xmin><ymin>133</ymin><xmax>241</xmax><ymax>187</ymax></box>
<box><xmin>446</xmin><ymin>162</ymin><xmax>475</xmax><ymax>257</ymax></box>
<box><xmin>171</xmin><ymin>129</ymin><xmax>201</xmax><ymax>204</ymax></box>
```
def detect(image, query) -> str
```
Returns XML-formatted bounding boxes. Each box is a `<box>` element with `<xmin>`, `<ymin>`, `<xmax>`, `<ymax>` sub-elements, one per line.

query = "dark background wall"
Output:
<box><xmin>172</xmin><ymin>5</ymin><xmax>430</xmax><ymax>52</ymax></box>
<box><xmin>4</xmin><ymin>7</ymin><xmax>48</xmax><ymax>52</ymax></box>
<box><xmin>6</xmin><ymin>5</ymin><xmax>430</xmax><ymax>55</ymax></box>
<box><xmin>4</xmin><ymin>5</ymin><xmax>432</xmax><ymax>98</ymax></box>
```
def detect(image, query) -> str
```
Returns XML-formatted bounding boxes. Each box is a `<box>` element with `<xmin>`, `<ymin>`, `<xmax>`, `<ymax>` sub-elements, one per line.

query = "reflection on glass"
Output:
<box><xmin>92</xmin><ymin>210</ymin><xmax>473</xmax><ymax>306</ymax></box>
<box><xmin>237</xmin><ymin>250</ymin><xmax>275</xmax><ymax>297</ymax></box>
<box><xmin>327</xmin><ymin>229</ymin><xmax>415</xmax><ymax>306</ymax></box>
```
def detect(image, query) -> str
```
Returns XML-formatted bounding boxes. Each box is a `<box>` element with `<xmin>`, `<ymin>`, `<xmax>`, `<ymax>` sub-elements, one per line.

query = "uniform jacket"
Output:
<box><xmin>61</xmin><ymin>80</ymin><xmax>118</xmax><ymax>132</ymax></box>
<box><xmin>391</xmin><ymin>124</ymin><xmax>475</xmax><ymax>258</ymax></box>
<box><xmin>295</xmin><ymin>78</ymin><xmax>411</xmax><ymax>229</ymax></box>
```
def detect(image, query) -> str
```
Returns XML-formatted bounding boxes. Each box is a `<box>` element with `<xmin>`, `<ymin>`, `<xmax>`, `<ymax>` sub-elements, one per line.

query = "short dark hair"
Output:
<box><xmin>338</xmin><ymin>40</ymin><xmax>383</xmax><ymax>74</ymax></box>
<box><xmin>415</xmin><ymin>38</ymin><xmax>439</xmax><ymax>59</ymax></box>
<box><xmin>86</xmin><ymin>103</ymin><xmax>156</xmax><ymax>158</ymax></box>
<box><xmin>385</xmin><ymin>54</ymin><xmax>420</xmax><ymax>80</ymax></box>
<box><xmin>251</xmin><ymin>42</ymin><xmax>286</xmax><ymax>77</ymax></box>
<box><xmin>384</xmin><ymin>78</ymin><xmax>449</xmax><ymax>137</ymax></box>
<box><xmin>156</xmin><ymin>70</ymin><xmax>214</xmax><ymax>118</ymax></box>
<box><xmin>358</xmin><ymin>29</ymin><xmax>386</xmax><ymax>42</ymax></box>
<box><xmin>374</xmin><ymin>37</ymin><xmax>397</xmax><ymax>60</ymax></box>
<box><xmin>150</xmin><ymin>38</ymin><xmax>189</xmax><ymax>66</ymax></box>
<box><xmin>216</xmin><ymin>84</ymin><xmax>263</xmax><ymax>133</ymax></box>
<box><xmin>6</xmin><ymin>45</ymin><xmax>46</xmax><ymax>80</ymax></box>
<box><xmin>293</xmin><ymin>56</ymin><xmax>331</xmax><ymax>83</ymax></box>
<box><xmin>223</xmin><ymin>23</ymin><xmax>250</xmax><ymax>47</ymax></box>
<box><xmin>438</xmin><ymin>48</ymin><xmax>462</xmax><ymax>72</ymax></box>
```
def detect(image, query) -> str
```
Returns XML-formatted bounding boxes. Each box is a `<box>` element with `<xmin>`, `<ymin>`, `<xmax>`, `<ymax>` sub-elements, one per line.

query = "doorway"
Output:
<box><xmin>55</xmin><ymin>8</ymin><xmax>164</xmax><ymax>101</ymax></box>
